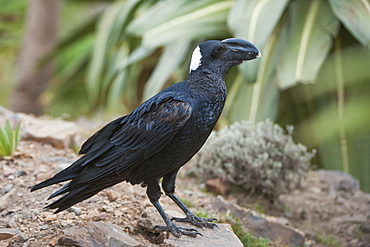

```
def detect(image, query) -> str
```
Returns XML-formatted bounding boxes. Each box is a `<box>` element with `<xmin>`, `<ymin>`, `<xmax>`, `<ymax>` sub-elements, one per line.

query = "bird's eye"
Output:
<box><xmin>212</xmin><ymin>49</ymin><xmax>220</xmax><ymax>56</ymax></box>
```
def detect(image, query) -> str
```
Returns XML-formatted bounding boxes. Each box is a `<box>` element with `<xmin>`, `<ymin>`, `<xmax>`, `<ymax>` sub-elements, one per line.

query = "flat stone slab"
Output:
<box><xmin>0</xmin><ymin>228</ymin><xmax>19</xmax><ymax>241</ymax></box>
<box><xmin>137</xmin><ymin>207</ymin><xmax>242</xmax><ymax>246</ymax></box>
<box><xmin>58</xmin><ymin>222</ymin><xmax>143</xmax><ymax>247</ymax></box>
<box><xmin>162</xmin><ymin>223</ymin><xmax>242</xmax><ymax>247</ymax></box>
<box><xmin>211</xmin><ymin>196</ymin><xmax>305</xmax><ymax>246</ymax></box>
<box><xmin>0</xmin><ymin>106</ymin><xmax>77</xmax><ymax>149</ymax></box>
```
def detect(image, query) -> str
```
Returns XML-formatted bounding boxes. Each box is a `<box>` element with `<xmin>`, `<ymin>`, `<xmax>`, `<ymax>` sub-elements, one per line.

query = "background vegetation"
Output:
<box><xmin>193</xmin><ymin>119</ymin><xmax>316</xmax><ymax>201</ymax></box>
<box><xmin>0</xmin><ymin>0</ymin><xmax>369</xmax><ymax>192</ymax></box>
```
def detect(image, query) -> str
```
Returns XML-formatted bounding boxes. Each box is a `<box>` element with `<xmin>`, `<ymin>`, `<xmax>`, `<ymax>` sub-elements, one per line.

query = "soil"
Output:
<box><xmin>0</xmin><ymin>141</ymin><xmax>369</xmax><ymax>246</ymax></box>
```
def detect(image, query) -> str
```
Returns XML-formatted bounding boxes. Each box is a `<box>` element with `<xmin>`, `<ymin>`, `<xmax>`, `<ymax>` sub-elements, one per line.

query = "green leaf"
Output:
<box><xmin>143</xmin><ymin>39</ymin><xmax>191</xmax><ymax>100</ymax></box>
<box><xmin>276</xmin><ymin>0</ymin><xmax>340</xmax><ymax>89</ymax></box>
<box><xmin>227</xmin><ymin>0</ymin><xmax>289</xmax><ymax>81</ymax></box>
<box><xmin>0</xmin><ymin>120</ymin><xmax>21</xmax><ymax>156</ymax></box>
<box><xmin>105</xmin><ymin>41</ymin><xmax>136</xmax><ymax>115</ymax></box>
<box><xmin>87</xmin><ymin>0</ymin><xmax>143</xmax><ymax>102</ymax></box>
<box><xmin>296</xmin><ymin>96</ymin><xmax>370</xmax><ymax>158</ymax></box>
<box><xmin>225</xmin><ymin>18</ymin><xmax>284</xmax><ymax>124</ymax></box>
<box><xmin>228</xmin><ymin>0</ymin><xmax>288</xmax><ymax>46</ymax></box>
<box><xmin>0</xmin><ymin>120</ymin><xmax>12</xmax><ymax>156</ymax></box>
<box><xmin>40</xmin><ymin>10</ymin><xmax>99</xmax><ymax>67</ymax></box>
<box><xmin>294</xmin><ymin>43</ymin><xmax>370</xmax><ymax>192</ymax></box>
<box><xmin>328</xmin><ymin>0</ymin><xmax>370</xmax><ymax>48</ymax></box>
<box><xmin>223</xmin><ymin>74</ymin><xmax>254</xmax><ymax>123</ymax></box>
<box><xmin>14</xmin><ymin>122</ymin><xmax>21</xmax><ymax>151</ymax></box>
<box><xmin>0</xmin><ymin>124</ymin><xmax>10</xmax><ymax>154</ymax></box>
<box><xmin>128</xmin><ymin>0</ymin><xmax>232</xmax><ymax>48</ymax></box>
<box><xmin>0</xmin><ymin>0</ymin><xmax>26</xmax><ymax>13</ymax></box>
<box><xmin>115</xmin><ymin>46</ymin><xmax>154</xmax><ymax>73</ymax></box>
<box><xmin>5</xmin><ymin>120</ymin><xmax>12</xmax><ymax>134</ymax></box>
<box><xmin>106</xmin><ymin>68</ymin><xmax>128</xmax><ymax>116</ymax></box>
<box><xmin>248</xmin><ymin>20</ymin><xmax>285</xmax><ymax>122</ymax></box>
<box><xmin>0</xmin><ymin>141</ymin><xmax>6</xmax><ymax>156</ymax></box>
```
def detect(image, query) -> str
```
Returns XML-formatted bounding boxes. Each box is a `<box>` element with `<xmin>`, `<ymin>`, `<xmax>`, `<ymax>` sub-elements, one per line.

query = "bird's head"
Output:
<box><xmin>189</xmin><ymin>38</ymin><xmax>261</xmax><ymax>75</ymax></box>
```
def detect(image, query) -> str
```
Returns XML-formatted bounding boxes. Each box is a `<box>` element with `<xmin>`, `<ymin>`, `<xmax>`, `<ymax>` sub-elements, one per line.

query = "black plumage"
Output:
<box><xmin>31</xmin><ymin>38</ymin><xmax>260</xmax><ymax>237</ymax></box>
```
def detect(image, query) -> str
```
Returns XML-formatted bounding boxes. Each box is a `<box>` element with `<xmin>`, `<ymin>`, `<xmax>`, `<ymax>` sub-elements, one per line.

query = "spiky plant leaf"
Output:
<box><xmin>227</xmin><ymin>0</ymin><xmax>289</xmax><ymax>81</ymax></box>
<box><xmin>0</xmin><ymin>120</ymin><xmax>21</xmax><ymax>157</ymax></box>
<box><xmin>277</xmin><ymin>0</ymin><xmax>340</xmax><ymax>88</ymax></box>
<box><xmin>128</xmin><ymin>0</ymin><xmax>232</xmax><ymax>48</ymax></box>
<box><xmin>143</xmin><ymin>39</ymin><xmax>191</xmax><ymax>99</ymax></box>
<box><xmin>328</xmin><ymin>0</ymin><xmax>370</xmax><ymax>48</ymax></box>
<box><xmin>87</xmin><ymin>0</ymin><xmax>143</xmax><ymax>103</ymax></box>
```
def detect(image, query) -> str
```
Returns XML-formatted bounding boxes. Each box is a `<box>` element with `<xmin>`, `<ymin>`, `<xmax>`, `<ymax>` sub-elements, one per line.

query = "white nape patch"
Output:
<box><xmin>189</xmin><ymin>46</ymin><xmax>202</xmax><ymax>72</ymax></box>
<box><xmin>257</xmin><ymin>50</ymin><xmax>262</xmax><ymax>58</ymax></box>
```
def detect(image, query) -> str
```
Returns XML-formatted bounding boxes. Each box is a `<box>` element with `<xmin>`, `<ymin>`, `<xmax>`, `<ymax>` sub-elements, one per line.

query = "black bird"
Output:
<box><xmin>31</xmin><ymin>38</ymin><xmax>260</xmax><ymax>237</ymax></box>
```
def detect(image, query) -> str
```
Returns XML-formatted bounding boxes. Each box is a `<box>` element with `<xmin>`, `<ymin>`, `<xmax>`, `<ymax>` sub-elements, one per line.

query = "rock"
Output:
<box><xmin>69</xmin><ymin>206</ymin><xmax>82</xmax><ymax>216</ymax></box>
<box><xmin>43</xmin><ymin>212</ymin><xmax>58</xmax><ymax>222</ymax></box>
<box><xmin>0</xmin><ymin>106</ymin><xmax>14</xmax><ymax>123</ymax></box>
<box><xmin>102</xmin><ymin>189</ymin><xmax>120</xmax><ymax>202</ymax></box>
<box><xmin>137</xmin><ymin>207</ymin><xmax>243</xmax><ymax>246</ymax></box>
<box><xmin>17</xmin><ymin>170</ymin><xmax>27</xmax><ymax>177</ymax></box>
<box><xmin>35</xmin><ymin>171</ymin><xmax>53</xmax><ymax>181</ymax></box>
<box><xmin>0</xmin><ymin>106</ymin><xmax>77</xmax><ymax>149</ymax></box>
<box><xmin>40</xmin><ymin>224</ymin><xmax>49</xmax><ymax>230</ymax></box>
<box><xmin>48</xmin><ymin>240</ymin><xmax>57</xmax><ymax>246</ymax></box>
<box><xmin>87</xmin><ymin>208</ymin><xmax>100</xmax><ymax>220</ymax></box>
<box><xmin>0</xmin><ymin>188</ymin><xmax>17</xmax><ymax>211</ymax></box>
<box><xmin>205</xmin><ymin>178</ymin><xmax>232</xmax><ymax>195</ymax></box>
<box><xmin>137</xmin><ymin>207</ymin><xmax>185</xmax><ymax>232</ymax></box>
<box><xmin>211</xmin><ymin>196</ymin><xmax>305</xmax><ymax>246</ymax></box>
<box><xmin>21</xmin><ymin>115</ymin><xmax>77</xmax><ymax>149</ymax></box>
<box><xmin>0</xmin><ymin>228</ymin><xmax>19</xmax><ymax>240</ymax></box>
<box><xmin>162</xmin><ymin>223</ymin><xmax>242</xmax><ymax>247</ymax></box>
<box><xmin>1</xmin><ymin>184</ymin><xmax>13</xmax><ymax>194</ymax></box>
<box><xmin>137</xmin><ymin>207</ymin><xmax>164</xmax><ymax>232</ymax></box>
<box><xmin>315</xmin><ymin>169</ymin><xmax>360</xmax><ymax>194</ymax></box>
<box><xmin>58</xmin><ymin>222</ymin><xmax>143</xmax><ymax>247</ymax></box>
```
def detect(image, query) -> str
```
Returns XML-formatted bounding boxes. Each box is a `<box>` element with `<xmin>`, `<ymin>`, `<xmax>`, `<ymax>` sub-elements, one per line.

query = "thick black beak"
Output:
<box><xmin>221</xmin><ymin>38</ymin><xmax>261</xmax><ymax>61</ymax></box>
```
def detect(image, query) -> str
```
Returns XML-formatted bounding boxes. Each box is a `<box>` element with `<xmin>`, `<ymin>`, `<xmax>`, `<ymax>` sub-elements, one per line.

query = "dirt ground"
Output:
<box><xmin>0</xmin><ymin>141</ymin><xmax>369</xmax><ymax>246</ymax></box>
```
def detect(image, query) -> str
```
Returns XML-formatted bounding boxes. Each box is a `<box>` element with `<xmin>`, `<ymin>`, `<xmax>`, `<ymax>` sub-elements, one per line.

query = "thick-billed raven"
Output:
<box><xmin>31</xmin><ymin>38</ymin><xmax>260</xmax><ymax>237</ymax></box>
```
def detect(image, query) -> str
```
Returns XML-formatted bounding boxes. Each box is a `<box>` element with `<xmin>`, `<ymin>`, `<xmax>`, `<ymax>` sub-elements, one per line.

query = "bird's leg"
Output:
<box><xmin>146</xmin><ymin>179</ymin><xmax>201</xmax><ymax>238</ymax></box>
<box><xmin>162</xmin><ymin>171</ymin><xmax>218</xmax><ymax>229</ymax></box>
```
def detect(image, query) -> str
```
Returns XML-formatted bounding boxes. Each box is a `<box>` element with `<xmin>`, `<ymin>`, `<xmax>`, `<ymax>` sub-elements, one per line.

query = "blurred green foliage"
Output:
<box><xmin>0</xmin><ymin>0</ymin><xmax>26</xmax><ymax>106</ymax></box>
<box><xmin>0</xmin><ymin>120</ymin><xmax>21</xmax><ymax>157</ymax></box>
<box><xmin>1</xmin><ymin>0</ymin><xmax>369</xmax><ymax>192</ymax></box>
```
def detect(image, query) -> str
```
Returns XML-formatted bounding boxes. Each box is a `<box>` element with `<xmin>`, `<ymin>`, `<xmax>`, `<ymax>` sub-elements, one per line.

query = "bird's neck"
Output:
<box><xmin>186</xmin><ymin>70</ymin><xmax>227</xmax><ymax>99</ymax></box>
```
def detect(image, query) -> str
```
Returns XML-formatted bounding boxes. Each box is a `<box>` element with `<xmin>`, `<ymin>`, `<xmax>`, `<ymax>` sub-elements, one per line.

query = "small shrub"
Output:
<box><xmin>193</xmin><ymin>119</ymin><xmax>316</xmax><ymax>200</ymax></box>
<box><xmin>0</xmin><ymin>120</ymin><xmax>21</xmax><ymax>157</ymax></box>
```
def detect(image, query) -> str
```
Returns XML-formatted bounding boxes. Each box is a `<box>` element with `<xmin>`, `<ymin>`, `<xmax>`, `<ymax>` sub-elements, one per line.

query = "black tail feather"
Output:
<box><xmin>31</xmin><ymin>159</ymin><xmax>86</xmax><ymax>192</ymax></box>
<box><xmin>45</xmin><ymin>180</ymin><xmax>118</xmax><ymax>213</ymax></box>
<box><xmin>46</xmin><ymin>185</ymin><xmax>87</xmax><ymax>213</ymax></box>
<box><xmin>47</xmin><ymin>182</ymin><xmax>71</xmax><ymax>200</ymax></box>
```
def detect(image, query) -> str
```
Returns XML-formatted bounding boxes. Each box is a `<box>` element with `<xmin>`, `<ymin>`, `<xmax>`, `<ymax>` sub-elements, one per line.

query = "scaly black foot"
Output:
<box><xmin>154</xmin><ymin>222</ymin><xmax>202</xmax><ymax>238</ymax></box>
<box><xmin>171</xmin><ymin>213</ymin><xmax>218</xmax><ymax>229</ymax></box>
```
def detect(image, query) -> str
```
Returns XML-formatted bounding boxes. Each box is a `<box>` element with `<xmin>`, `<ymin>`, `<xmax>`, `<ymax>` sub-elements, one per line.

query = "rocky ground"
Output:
<box><xmin>1</xmin><ymin>141</ymin><xmax>246</xmax><ymax>247</ymax></box>
<box><xmin>0</xmin><ymin>108</ymin><xmax>369</xmax><ymax>246</ymax></box>
<box><xmin>0</xmin><ymin>140</ymin><xmax>369</xmax><ymax>246</ymax></box>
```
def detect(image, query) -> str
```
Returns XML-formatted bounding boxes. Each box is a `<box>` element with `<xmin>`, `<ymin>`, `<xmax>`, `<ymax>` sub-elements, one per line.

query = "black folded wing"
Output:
<box><xmin>31</xmin><ymin>97</ymin><xmax>192</xmax><ymax>212</ymax></box>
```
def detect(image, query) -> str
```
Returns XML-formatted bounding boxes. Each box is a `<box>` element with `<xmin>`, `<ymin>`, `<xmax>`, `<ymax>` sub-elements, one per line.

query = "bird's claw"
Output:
<box><xmin>154</xmin><ymin>223</ymin><xmax>202</xmax><ymax>238</ymax></box>
<box><xmin>171</xmin><ymin>214</ymin><xmax>218</xmax><ymax>229</ymax></box>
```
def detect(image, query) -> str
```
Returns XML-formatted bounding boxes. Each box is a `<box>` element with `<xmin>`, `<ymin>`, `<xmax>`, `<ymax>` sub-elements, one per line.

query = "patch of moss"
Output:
<box><xmin>222</xmin><ymin>213</ymin><xmax>271</xmax><ymax>247</ymax></box>
<box><xmin>179</xmin><ymin>197</ymin><xmax>195</xmax><ymax>208</ymax></box>
<box><xmin>315</xmin><ymin>231</ymin><xmax>342</xmax><ymax>247</ymax></box>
